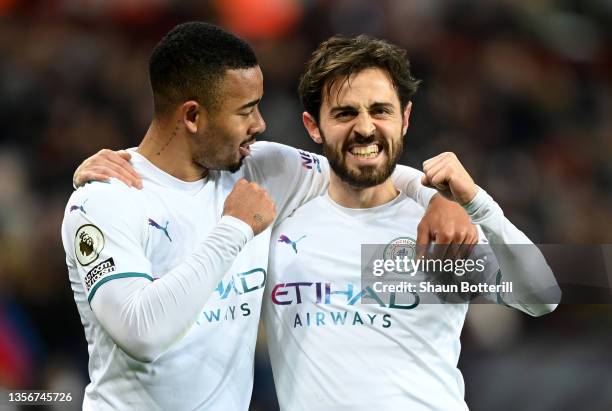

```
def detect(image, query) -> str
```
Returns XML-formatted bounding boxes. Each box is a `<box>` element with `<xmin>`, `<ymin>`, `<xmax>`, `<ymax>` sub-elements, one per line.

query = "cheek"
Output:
<box><xmin>325</xmin><ymin>125</ymin><xmax>350</xmax><ymax>147</ymax></box>
<box><xmin>381</xmin><ymin>124</ymin><xmax>403</xmax><ymax>144</ymax></box>
<box><xmin>216</xmin><ymin>123</ymin><xmax>241</xmax><ymax>147</ymax></box>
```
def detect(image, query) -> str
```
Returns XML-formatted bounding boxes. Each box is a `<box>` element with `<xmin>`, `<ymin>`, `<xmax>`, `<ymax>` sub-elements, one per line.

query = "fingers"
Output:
<box><xmin>79</xmin><ymin>172</ymin><xmax>111</xmax><ymax>185</ymax></box>
<box><xmin>422</xmin><ymin>152</ymin><xmax>447</xmax><ymax>169</ymax></box>
<box><xmin>420</xmin><ymin>174</ymin><xmax>431</xmax><ymax>188</ymax></box>
<box><xmin>441</xmin><ymin>224</ymin><xmax>481</xmax><ymax>274</ymax></box>
<box><xmin>449</xmin><ymin>228</ymin><xmax>471</xmax><ymax>261</ymax></box>
<box><xmin>73</xmin><ymin>166</ymin><xmax>87</xmax><ymax>188</ymax></box>
<box><xmin>416</xmin><ymin>221</ymin><xmax>433</xmax><ymax>260</ymax></box>
<box><xmin>82</xmin><ymin>166</ymin><xmax>130</xmax><ymax>188</ymax></box>
<box><xmin>74</xmin><ymin>149</ymin><xmax>142</xmax><ymax>189</ymax></box>
<box><xmin>223</xmin><ymin>179</ymin><xmax>276</xmax><ymax>235</ymax></box>
<box><xmin>422</xmin><ymin>152</ymin><xmax>449</xmax><ymax>178</ymax></box>
<box><xmin>96</xmin><ymin>161</ymin><xmax>140</xmax><ymax>189</ymax></box>
<box><xmin>432</xmin><ymin>231</ymin><xmax>450</xmax><ymax>262</ymax></box>
<box><xmin>423</xmin><ymin>152</ymin><xmax>478</xmax><ymax>205</ymax></box>
<box><xmin>426</xmin><ymin>163</ymin><xmax>451</xmax><ymax>191</ymax></box>
<box><xmin>117</xmin><ymin>150</ymin><xmax>132</xmax><ymax>161</ymax></box>
<box><xmin>99</xmin><ymin>150</ymin><xmax>142</xmax><ymax>188</ymax></box>
<box><xmin>422</xmin><ymin>152</ymin><xmax>459</xmax><ymax>187</ymax></box>
<box><xmin>463</xmin><ymin>225</ymin><xmax>479</xmax><ymax>259</ymax></box>
<box><xmin>422</xmin><ymin>155</ymin><xmax>456</xmax><ymax>201</ymax></box>
<box><xmin>424</xmin><ymin>154</ymin><xmax>455</xmax><ymax>184</ymax></box>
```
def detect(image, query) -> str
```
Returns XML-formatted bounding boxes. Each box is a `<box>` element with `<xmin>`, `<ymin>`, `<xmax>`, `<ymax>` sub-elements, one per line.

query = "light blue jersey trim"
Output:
<box><xmin>88</xmin><ymin>272</ymin><xmax>154</xmax><ymax>304</ymax></box>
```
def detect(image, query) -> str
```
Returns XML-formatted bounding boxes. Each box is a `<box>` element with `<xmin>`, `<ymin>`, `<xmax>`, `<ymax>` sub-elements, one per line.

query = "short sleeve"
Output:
<box><xmin>61</xmin><ymin>181</ymin><xmax>153</xmax><ymax>303</ymax></box>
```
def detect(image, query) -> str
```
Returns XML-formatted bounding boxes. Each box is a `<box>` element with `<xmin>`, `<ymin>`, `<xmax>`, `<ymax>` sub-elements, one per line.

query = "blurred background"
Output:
<box><xmin>0</xmin><ymin>0</ymin><xmax>611</xmax><ymax>409</ymax></box>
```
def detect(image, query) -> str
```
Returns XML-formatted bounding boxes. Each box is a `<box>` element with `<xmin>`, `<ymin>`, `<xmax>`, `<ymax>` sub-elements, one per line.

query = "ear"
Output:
<box><xmin>181</xmin><ymin>101</ymin><xmax>205</xmax><ymax>134</ymax></box>
<box><xmin>401</xmin><ymin>101</ymin><xmax>412</xmax><ymax>136</ymax></box>
<box><xmin>302</xmin><ymin>112</ymin><xmax>323</xmax><ymax>144</ymax></box>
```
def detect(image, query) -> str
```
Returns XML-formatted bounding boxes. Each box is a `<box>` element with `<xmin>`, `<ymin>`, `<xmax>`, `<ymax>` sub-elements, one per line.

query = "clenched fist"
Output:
<box><xmin>223</xmin><ymin>179</ymin><xmax>276</xmax><ymax>236</ymax></box>
<box><xmin>421</xmin><ymin>152</ymin><xmax>478</xmax><ymax>205</ymax></box>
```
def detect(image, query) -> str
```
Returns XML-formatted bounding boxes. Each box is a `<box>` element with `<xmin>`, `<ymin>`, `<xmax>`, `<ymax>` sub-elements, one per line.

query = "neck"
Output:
<box><xmin>328</xmin><ymin>172</ymin><xmax>399</xmax><ymax>208</ymax></box>
<box><xmin>138</xmin><ymin>118</ymin><xmax>207</xmax><ymax>181</ymax></box>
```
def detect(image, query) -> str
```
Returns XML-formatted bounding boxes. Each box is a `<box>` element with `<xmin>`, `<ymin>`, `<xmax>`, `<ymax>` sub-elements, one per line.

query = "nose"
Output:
<box><xmin>353</xmin><ymin>112</ymin><xmax>375</xmax><ymax>137</ymax></box>
<box><xmin>249</xmin><ymin>107</ymin><xmax>266</xmax><ymax>136</ymax></box>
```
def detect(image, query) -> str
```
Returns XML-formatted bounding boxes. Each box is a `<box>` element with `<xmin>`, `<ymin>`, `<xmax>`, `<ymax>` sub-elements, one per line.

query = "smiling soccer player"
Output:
<box><xmin>264</xmin><ymin>35</ymin><xmax>559</xmax><ymax>411</ymax></box>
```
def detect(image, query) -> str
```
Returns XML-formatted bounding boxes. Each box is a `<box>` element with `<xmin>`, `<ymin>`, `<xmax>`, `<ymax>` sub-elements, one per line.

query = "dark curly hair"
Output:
<box><xmin>298</xmin><ymin>35</ymin><xmax>420</xmax><ymax>123</ymax></box>
<box><xmin>149</xmin><ymin>22</ymin><xmax>258</xmax><ymax>116</ymax></box>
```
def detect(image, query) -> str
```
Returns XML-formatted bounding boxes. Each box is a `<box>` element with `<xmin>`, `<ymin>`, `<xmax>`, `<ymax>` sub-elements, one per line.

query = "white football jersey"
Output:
<box><xmin>264</xmin><ymin>193</ymin><xmax>472</xmax><ymax>411</ymax></box>
<box><xmin>61</xmin><ymin>142</ymin><xmax>330</xmax><ymax>410</ymax></box>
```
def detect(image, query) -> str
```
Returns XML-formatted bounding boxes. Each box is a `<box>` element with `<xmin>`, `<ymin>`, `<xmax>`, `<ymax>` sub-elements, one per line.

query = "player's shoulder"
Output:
<box><xmin>249</xmin><ymin>140</ymin><xmax>290</xmax><ymax>155</ymax></box>
<box><xmin>387</xmin><ymin>193</ymin><xmax>426</xmax><ymax>221</ymax></box>
<box><xmin>68</xmin><ymin>178</ymin><xmax>135</xmax><ymax>204</ymax></box>
<box><xmin>396</xmin><ymin>192</ymin><xmax>425</xmax><ymax>211</ymax></box>
<box><xmin>64</xmin><ymin>178</ymin><xmax>143</xmax><ymax>222</ymax></box>
<box><xmin>246</xmin><ymin>141</ymin><xmax>294</xmax><ymax>167</ymax></box>
<box><xmin>248</xmin><ymin>141</ymin><xmax>323</xmax><ymax>169</ymax></box>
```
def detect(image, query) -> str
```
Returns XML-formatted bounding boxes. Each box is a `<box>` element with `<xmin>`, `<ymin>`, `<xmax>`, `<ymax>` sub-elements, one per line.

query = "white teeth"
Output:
<box><xmin>350</xmin><ymin>144</ymin><xmax>379</xmax><ymax>157</ymax></box>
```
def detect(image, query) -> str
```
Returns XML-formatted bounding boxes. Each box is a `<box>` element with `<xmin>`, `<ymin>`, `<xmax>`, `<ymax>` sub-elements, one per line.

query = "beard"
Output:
<box><xmin>197</xmin><ymin>153</ymin><xmax>244</xmax><ymax>174</ymax></box>
<box><xmin>193</xmin><ymin>148</ymin><xmax>244</xmax><ymax>174</ymax></box>
<box><xmin>193</xmin><ymin>122</ymin><xmax>247</xmax><ymax>174</ymax></box>
<box><xmin>322</xmin><ymin>131</ymin><xmax>403</xmax><ymax>189</ymax></box>
<box><xmin>226</xmin><ymin>157</ymin><xmax>245</xmax><ymax>173</ymax></box>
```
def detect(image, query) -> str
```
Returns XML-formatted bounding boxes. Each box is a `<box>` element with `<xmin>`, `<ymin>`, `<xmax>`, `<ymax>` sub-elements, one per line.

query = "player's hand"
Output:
<box><xmin>421</xmin><ymin>152</ymin><xmax>478</xmax><ymax>205</ymax></box>
<box><xmin>73</xmin><ymin>149</ymin><xmax>143</xmax><ymax>189</ymax></box>
<box><xmin>416</xmin><ymin>194</ymin><xmax>478</xmax><ymax>260</ymax></box>
<box><xmin>223</xmin><ymin>179</ymin><xmax>276</xmax><ymax>236</ymax></box>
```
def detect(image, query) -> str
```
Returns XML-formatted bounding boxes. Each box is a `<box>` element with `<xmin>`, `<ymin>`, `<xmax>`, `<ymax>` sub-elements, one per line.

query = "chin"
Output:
<box><xmin>326</xmin><ymin>144</ymin><xmax>398</xmax><ymax>187</ymax></box>
<box><xmin>226</xmin><ymin>158</ymin><xmax>245</xmax><ymax>173</ymax></box>
<box><xmin>332</xmin><ymin>164</ymin><xmax>391</xmax><ymax>188</ymax></box>
<box><xmin>193</xmin><ymin>155</ymin><xmax>244</xmax><ymax>174</ymax></box>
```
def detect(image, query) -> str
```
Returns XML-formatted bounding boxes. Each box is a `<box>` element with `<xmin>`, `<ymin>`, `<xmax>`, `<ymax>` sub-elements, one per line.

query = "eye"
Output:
<box><xmin>240</xmin><ymin>108</ymin><xmax>255</xmax><ymax>117</ymax></box>
<box><xmin>335</xmin><ymin>110</ymin><xmax>356</xmax><ymax>119</ymax></box>
<box><xmin>371</xmin><ymin>107</ymin><xmax>392</xmax><ymax>117</ymax></box>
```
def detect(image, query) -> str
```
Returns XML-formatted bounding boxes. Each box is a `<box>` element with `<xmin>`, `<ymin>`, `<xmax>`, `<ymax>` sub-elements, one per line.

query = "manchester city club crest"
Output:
<box><xmin>75</xmin><ymin>224</ymin><xmax>105</xmax><ymax>266</ymax></box>
<box><xmin>383</xmin><ymin>237</ymin><xmax>417</xmax><ymax>275</ymax></box>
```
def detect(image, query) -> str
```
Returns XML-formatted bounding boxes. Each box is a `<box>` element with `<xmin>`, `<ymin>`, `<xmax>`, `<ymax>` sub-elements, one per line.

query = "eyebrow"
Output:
<box><xmin>329</xmin><ymin>105</ymin><xmax>357</xmax><ymax>114</ymax></box>
<box><xmin>238</xmin><ymin>98</ymin><xmax>261</xmax><ymax>111</ymax></box>
<box><xmin>370</xmin><ymin>102</ymin><xmax>394</xmax><ymax>110</ymax></box>
<box><xmin>329</xmin><ymin>102</ymin><xmax>394</xmax><ymax>114</ymax></box>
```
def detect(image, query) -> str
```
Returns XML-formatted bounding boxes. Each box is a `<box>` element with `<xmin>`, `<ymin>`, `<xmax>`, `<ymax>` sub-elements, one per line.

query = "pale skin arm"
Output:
<box><xmin>72</xmin><ymin>149</ymin><xmax>478</xmax><ymax>250</ymax></box>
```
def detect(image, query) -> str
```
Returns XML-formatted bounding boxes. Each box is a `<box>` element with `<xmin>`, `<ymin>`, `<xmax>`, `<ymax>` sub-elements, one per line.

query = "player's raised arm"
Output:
<box><xmin>62</xmin><ymin>179</ymin><xmax>275</xmax><ymax>362</ymax></box>
<box><xmin>422</xmin><ymin>151</ymin><xmax>561</xmax><ymax>315</ymax></box>
<box><xmin>390</xmin><ymin>165</ymin><xmax>478</xmax><ymax>250</ymax></box>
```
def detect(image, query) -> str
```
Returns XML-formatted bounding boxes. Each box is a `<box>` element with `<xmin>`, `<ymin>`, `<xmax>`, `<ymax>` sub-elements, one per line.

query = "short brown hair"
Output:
<box><xmin>298</xmin><ymin>35</ymin><xmax>421</xmax><ymax>123</ymax></box>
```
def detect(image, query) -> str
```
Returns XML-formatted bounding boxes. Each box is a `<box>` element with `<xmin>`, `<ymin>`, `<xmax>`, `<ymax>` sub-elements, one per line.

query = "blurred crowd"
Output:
<box><xmin>0</xmin><ymin>0</ymin><xmax>611</xmax><ymax>410</ymax></box>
